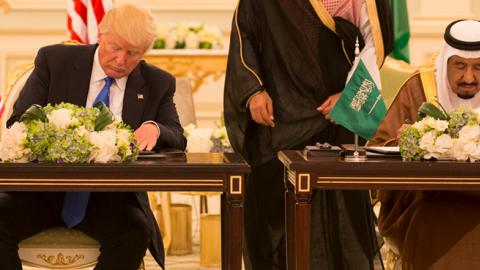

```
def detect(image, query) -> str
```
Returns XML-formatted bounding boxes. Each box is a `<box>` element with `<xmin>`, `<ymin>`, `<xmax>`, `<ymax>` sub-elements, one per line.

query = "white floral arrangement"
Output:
<box><xmin>183</xmin><ymin>123</ymin><xmax>231</xmax><ymax>153</ymax></box>
<box><xmin>0</xmin><ymin>102</ymin><xmax>139</xmax><ymax>163</ymax></box>
<box><xmin>153</xmin><ymin>22</ymin><xmax>223</xmax><ymax>50</ymax></box>
<box><xmin>399</xmin><ymin>102</ymin><xmax>480</xmax><ymax>161</ymax></box>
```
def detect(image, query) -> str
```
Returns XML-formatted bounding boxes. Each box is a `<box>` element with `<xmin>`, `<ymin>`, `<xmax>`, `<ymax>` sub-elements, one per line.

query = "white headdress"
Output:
<box><xmin>435</xmin><ymin>20</ymin><xmax>480</xmax><ymax>113</ymax></box>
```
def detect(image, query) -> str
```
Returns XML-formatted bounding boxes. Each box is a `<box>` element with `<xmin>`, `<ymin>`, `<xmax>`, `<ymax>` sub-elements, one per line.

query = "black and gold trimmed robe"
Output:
<box><xmin>224</xmin><ymin>0</ymin><xmax>393</xmax><ymax>269</ymax></box>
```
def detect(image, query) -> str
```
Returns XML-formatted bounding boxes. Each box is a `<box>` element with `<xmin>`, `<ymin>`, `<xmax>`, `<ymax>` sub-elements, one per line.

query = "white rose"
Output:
<box><xmin>175</xmin><ymin>23</ymin><xmax>189</xmax><ymax>39</ymax></box>
<box><xmin>0</xmin><ymin>122</ymin><xmax>32</xmax><ymax>162</ymax></box>
<box><xmin>452</xmin><ymin>139</ymin><xmax>469</xmax><ymax>161</ymax></box>
<box><xmin>468</xmin><ymin>143</ymin><xmax>480</xmax><ymax>162</ymax></box>
<box><xmin>185</xmin><ymin>32</ymin><xmax>199</xmax><ymax>49</ymax></box>
<box><xmin>212</xmin><ymin>127</ymin><xmax>226</xmax><ymax>139</ymax></box>
<box><xmin>412</xmin><ymin>117</ymin><xmax>433</xmax><ymax>134</ymax></box>
<box><xmin>419</xmin><ymin>131</ymin><xmax>436</xmax><ymax>153</ymax></box>
<box><xmin>462</xmin><ymin>141</ymin><xmax>478</xmax><ymax>160</ymax></box>
<box><xmin>433</xmin><ymin>120</ymin><xmax>449</xmax><ymax>132</ymax></box>
<box><xmin>183</xmin><ymin>123</ymin><xmax>197</xmax><ymax>137</ymax></box>
<box><xmin>186</xmin><ymin>128</ymin><xmax>213</xmax><ymax>152</ymax></box>
<box><xmin>165</xmin><ymin>33</ymin><xmax>177</xmax><ymax>49</ymax></box>
<box><xmin>87</xmin><ymin>130</ymin><xmax>118</xmax><ymax>163</ymax></box>
<box><xmin>47</xmin><ymin>108</ymin><xmax>78</xmax><ymax>129</ymax></box>
<box><xmin>434</xmin><ymin>134</ymin><xmax>453</xmax><ymax>152</ymax></box>
<box><xmin>198</xmin><ymin>25</ymin><xmax>222</xmax><ymax>44</ymax></box>
<box><xmin>458</xmin><ymin>125</ymin><xmax>480</xmax><ymax>144</ymax></box>
<box><xmin>430</xmin><ymin>134</ymin><xmax>454</xmax><ymax>160</ymax></box>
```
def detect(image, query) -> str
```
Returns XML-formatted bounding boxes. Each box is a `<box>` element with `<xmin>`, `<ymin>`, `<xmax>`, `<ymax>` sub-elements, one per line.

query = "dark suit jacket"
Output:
<box><xmin>8</xmin><ymin>43</ymin><xmax>187</xmax><ymax>268</ymax></box>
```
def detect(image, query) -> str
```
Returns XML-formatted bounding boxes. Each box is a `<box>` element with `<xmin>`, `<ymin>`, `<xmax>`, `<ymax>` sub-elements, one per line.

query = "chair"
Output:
<box><xmin>173</xmin><ymin>77</ymin><xmax>197</xmax><ymax>127</ymax></box>
<box><xmin>2</xmin><ymin>61</ymin><xmax>106</xmax><ymax>269</ymax></box>
<box><xmin>1</xmin><ymin>61</ymin><xmax>33</xmax><ymax>140</ymax></box>
<box><xmin>377</xmin><ymin>57</ymin><xmax>416</xmax><ymax>269</ymax></box>
<box><xmin>380</xmin><ymin>56</ymin><xmax>416</xmax><ymax>108</ymax></box>
<box><xmin>147</xmin><ymin>76</ymin><xmax>197</xmax><ymax>255</ymax></box>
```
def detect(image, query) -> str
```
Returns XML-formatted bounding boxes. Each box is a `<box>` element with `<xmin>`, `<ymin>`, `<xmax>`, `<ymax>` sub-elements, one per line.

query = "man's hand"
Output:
<box><xmin>316</xmin><ymin>92</ymin><xmax>342</xmax><ymax>117</ymax></box>
<box><xmin>396</xmin><ymin>124</ymin><xmax>411</xmax><ymax>141</ymax></box>
<box><xmin>134</xmin><ymin>123</ymin><xmax>160</xmax><ymax>151</ymax></box>
<box><xmin>249</xmin><ymin>91</ymin><xmax>275</xmax><ymax>127</ymax></box>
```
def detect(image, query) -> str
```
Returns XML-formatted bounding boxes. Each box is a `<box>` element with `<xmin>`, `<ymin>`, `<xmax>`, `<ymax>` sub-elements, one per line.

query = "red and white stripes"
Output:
<box><xmin>0</xmin><ymin>95</ymin><xmax>4</xmax><ymax>120</ymax></box>
<box><xmin>67</xmin><ymin>0</ymin><xmax>112</xmax><ymax>44</ymax></box>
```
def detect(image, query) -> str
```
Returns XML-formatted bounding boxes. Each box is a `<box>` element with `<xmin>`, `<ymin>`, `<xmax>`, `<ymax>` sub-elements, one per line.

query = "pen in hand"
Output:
<box><xmin>396</xmin><ymin>118</ymin><xmax>414</xmax><ymax>141</ymax></box>
<box><xmin>404</xmin><ymin>118</ymin><xmax>414</xmax><ymax>125</ymax></box>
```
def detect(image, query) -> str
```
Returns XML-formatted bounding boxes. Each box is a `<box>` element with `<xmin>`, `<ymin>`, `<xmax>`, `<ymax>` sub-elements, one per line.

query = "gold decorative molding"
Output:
<box><xmin>0</xmin><ymin>0</ymin><xmax>10</xmax><ymax>14</ymax></box>
<box><xmin>5</xmin><ymin>61</ymin><xmax>33</xmax><ymax>101</ymax></box>
<box><xmin>316</xmin><ymin>176</ymin><xmax>480</xmax><ymax>186</ymax></box>
<box><xmin>298</xmin><ymin>173</ymin><xmax>311</xmax><ymax>193</ymax></box>
<box><xmin>287</xmin><ymin>170</ymin><xmax>296</xmax><ymax>186</ymax></box>
<box><xmin>144</xmin><ymin>50</ymin><xmax>227</xmax><ymax>92</ymax></box>
<box><xmin>37</xmin><ymin>253</ymin><xmax>84</xmax><ymax>266</ymax></box>
<box><xmin>229</xmin><ymin>175</ymin><xmax>242</xmax><ymax>195</ymax></box>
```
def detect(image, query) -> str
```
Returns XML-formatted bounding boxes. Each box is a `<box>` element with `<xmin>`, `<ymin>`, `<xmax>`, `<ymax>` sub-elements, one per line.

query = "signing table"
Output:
<box><xmin>0</xmin><ymin>152</ymin><xmax>249</xmax><ymax>270</ymax></box>
<box><xmin>278</xmin><ymin>150</ymin><xmax>480</xmax><ymax>270</ymax></box>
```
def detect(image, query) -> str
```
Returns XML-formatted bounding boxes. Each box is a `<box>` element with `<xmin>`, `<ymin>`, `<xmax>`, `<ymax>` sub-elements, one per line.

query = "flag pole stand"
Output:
<box><xmin>342</xmin><ymin>134</ymin><xmax>367</xmax><ymax>162</ymax></box>
<box><xmin>339</xmin><ymin>37</ymin><xmax>367</xmax><ymax>161</ymax></box>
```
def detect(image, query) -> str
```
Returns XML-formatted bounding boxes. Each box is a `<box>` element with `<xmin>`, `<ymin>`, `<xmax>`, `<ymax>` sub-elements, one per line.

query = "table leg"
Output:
<box><xmin>285</xmin><ymin>180</ymin><xmax>296</xmax><ymax>270</ymax></box>
<box><xmin>285</xmin><ymin>171</ymin><xmax>312</xmax><ymax>270</ymax></box>
<box><xmin>221</xmin><ymin>175</ymin><xmax>244</xmax><ymax>270</ymax></box>
<box><xmin>294</xmin><ymin>197</ymin><xmax>311</xmax><ymax>270</ymax></box>
<box><xmin>221</xmin><ymin>192</ymin><xmax>229</xmax><ymax>269</ymax></box>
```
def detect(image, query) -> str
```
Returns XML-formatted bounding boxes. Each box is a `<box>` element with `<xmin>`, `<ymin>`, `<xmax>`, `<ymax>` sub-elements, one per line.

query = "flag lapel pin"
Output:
<box><xmin>137</xmin><ymin>93</ymin><xmax>144</xmax><ymax>100</ymax></box>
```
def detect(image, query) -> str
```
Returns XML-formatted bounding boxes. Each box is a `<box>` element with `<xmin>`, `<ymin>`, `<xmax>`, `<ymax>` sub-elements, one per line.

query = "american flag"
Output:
<box><xmin>67</xmin><ymin>0</ymin><xmax>112</xmax><ymax>44</ymax></box>
<box><xmin>0</xmin><ymin>95</ymin><xmax>4</xmax><ymax>119</ymax></box>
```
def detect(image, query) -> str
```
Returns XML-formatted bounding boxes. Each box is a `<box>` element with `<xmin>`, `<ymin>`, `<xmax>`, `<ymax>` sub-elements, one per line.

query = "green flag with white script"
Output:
<box><xmin>329</xmin><ymin>53</ymin><xmax>387</xmax><ymax>140</ymax></box>
<box><xmin>390</xmin><ymin>0</ymin><xmax>410</xmax><ymax>63</ymax></box>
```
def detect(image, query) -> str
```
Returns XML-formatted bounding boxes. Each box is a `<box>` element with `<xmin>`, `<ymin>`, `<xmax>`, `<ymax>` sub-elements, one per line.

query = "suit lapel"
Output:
<box><xmin>122</xmin><ymin>65</ymin><xmax>148</xmax><ymax>129</ymax></box>
<box><xmin>67</xmin><ymin>45</ymin><xmax>97</xmax><ymax>106</ymax></box>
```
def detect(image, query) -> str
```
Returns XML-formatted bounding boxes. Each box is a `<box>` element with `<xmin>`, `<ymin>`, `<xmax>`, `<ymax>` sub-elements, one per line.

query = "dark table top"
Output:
<box><xmin>0</xmin><ymin>152</ymin><xmax>250</xmax><ymax>192</ymax></box>
<box><xmin>278</xmin><ymin>150</ymin><xmax>480</xmax><ymax>190</ymax></box>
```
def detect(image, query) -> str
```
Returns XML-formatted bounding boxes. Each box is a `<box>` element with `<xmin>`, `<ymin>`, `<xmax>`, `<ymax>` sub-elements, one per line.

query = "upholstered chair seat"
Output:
<box><xmin>19</xmin><ymin>228</ymin><xmax>100</xmax><ymax>269</ymax></box>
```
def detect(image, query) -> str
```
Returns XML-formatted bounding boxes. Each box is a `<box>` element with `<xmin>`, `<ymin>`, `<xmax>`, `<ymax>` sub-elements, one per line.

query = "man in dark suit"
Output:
<box><xmin>0</xmin><ymin>4</ymin><xmax>186</xmax><ymax>270</ymax></box>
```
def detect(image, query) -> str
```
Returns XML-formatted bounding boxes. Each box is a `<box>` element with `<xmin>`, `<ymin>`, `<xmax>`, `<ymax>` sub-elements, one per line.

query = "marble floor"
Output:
<box><xmin>145</xmin><ymin>245</ymin><xmax>222</xmax><ymax>270</ymax></box>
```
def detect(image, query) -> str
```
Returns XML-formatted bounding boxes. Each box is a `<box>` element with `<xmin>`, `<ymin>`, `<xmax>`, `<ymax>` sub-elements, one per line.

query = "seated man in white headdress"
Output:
<box><xmin>370</xmin><ymin>19</ymin><xmax>480</xmax><ymax>270</ymax></box>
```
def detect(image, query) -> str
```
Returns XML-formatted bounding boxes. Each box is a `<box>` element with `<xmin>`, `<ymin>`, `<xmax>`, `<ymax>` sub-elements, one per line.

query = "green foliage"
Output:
<box><xmin>93</xmin><ymin>101</ymin><xmax>114</xmax><ymax>131</ymax></box>
<box><xmin>399</xmin><ymin>126</ymin><xmax>423</xmax><ymax>161</ymax></box>
<box><xmin>20</xmin><ymin>104</ymin><xmax>47</xmax><ymax>124</ymax></box>
<box><xmin>417</xmin><ymin>102</ymin><xmax>449</xmax><ymax>121</ymax></box>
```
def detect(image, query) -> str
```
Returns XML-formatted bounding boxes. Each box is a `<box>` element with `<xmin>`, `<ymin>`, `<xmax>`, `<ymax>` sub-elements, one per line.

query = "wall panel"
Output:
<box><xmin>1</xmin><ymin>0</ymin><xmax>479</xmax><ymax>126</ymax></box>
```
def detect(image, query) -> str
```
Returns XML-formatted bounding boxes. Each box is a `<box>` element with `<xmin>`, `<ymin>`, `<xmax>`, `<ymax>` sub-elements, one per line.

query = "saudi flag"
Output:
<box><xmin>390</xmin><ymin>0</ymin><xmax>410</xmax><ymax>63</ymax></box>
<box><xmin>329</xmin><ymin>51</ymin><xmax>387</xmax><ymax>140</ymax></box>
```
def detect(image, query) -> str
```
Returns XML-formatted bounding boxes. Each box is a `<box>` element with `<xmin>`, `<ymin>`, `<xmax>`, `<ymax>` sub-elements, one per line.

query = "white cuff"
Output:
<box><xmin>141</xmin><ymin>120</ymin><xmax>161</xmax><ymax>139</ymax></box>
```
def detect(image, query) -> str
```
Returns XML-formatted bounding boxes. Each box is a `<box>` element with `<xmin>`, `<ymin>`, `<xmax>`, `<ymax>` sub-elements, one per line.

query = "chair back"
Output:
<box><xmin>380</xmin><ymin>56</ymin><xmax>416</xmax><ymax>108</ymax></box>
<box><xmin>148</xmin><ymin>78</ymin><xmax>197</xmax><ymax>256</ymax></box>
<box><xmin>173</xmin><ymin>77</ymin><xmax>196</xmax><ymax>126</ymax></box>
<box><xmin>1</xmin><ymin>62</ymin><xmax>33</xmax><ymax>139</ymax></box>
